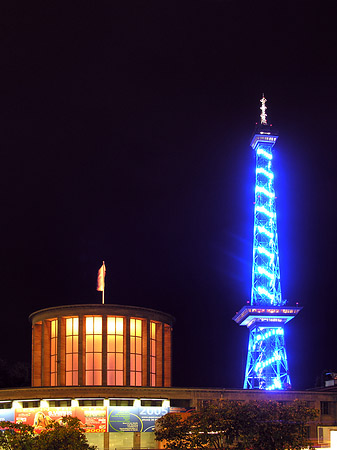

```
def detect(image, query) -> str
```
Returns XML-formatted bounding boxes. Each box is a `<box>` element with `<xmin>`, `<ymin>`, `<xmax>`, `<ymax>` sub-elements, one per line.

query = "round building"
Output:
<box><xmin>30</xmin><ymin>304</ymin><xmax>174</xmax><ymax>388</ymax></box>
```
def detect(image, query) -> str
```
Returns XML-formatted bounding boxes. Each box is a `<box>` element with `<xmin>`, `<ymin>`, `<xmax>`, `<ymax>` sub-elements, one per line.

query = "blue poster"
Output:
<box><xmin>108</xmin><ymin>405</ymin><xmax>169</xmax><ymax>432</ymax></box>
<box><xmin>0</xmin><ymin>408</ymin><xmax>15</xmax><ymax>422</ymax></box>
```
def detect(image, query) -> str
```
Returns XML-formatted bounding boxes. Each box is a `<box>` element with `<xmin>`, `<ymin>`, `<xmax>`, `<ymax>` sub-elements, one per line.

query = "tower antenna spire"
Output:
<box><xmin>233</xmin><ymin>98</ymin><xmax>301</xmax><ymax>390</ymax></box>
<box><xmin>260</xmin><ymin>94</ymin><xmax>268</xmax><ymax>125</ymax></box>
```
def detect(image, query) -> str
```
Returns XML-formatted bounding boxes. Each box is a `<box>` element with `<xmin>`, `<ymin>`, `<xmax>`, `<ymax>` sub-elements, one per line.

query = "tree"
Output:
<box><xmin>0</xmin><ymin>417</ymin><xmax>97</xmax><ymax>450</ymax></box>
<box><xmin>154</xmin><ymin>411</ymin><xmax>195</xmax><ymax>448</ymax></box>
<box><xmin>0</xmin><ymin>421</ymin><xmax>37</xmax><ymax>450</ymax></box>
<box><xmin>155</xmin><ymin>401</ymin><xmax>245</xmax><ymax>449</ymax></box>
<box><xmin>243</xmin><ymin>400</ymin><xmax>319</xmax><ymax>450</ymax></box>
<box><xmin>35</xmin><ymin>417</ymin><xmax>97</xmax><ymax>450</ymax></box>
<box><xmin>155</xmin><ymin>400</ymin><xmax>319</xmax><ymax>450</ymax></box>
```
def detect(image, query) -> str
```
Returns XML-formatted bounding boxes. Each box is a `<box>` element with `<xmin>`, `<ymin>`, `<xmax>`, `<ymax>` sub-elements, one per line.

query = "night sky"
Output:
<box><xmin>2</xmin><ymin>2</ymin><xmax>337</xmax><ymax>390</ymax></box>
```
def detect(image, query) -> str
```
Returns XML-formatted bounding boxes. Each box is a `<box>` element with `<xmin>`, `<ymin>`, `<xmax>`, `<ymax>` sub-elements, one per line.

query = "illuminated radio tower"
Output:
<box><xmin>233</xmin><ymin>96</ymin><xmax>301</xmax><ymax>390</ymax></box>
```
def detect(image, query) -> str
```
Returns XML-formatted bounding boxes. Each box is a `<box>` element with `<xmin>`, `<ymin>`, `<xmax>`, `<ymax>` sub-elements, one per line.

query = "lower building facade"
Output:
<box><xmin>1</xmin><ymin>304</ymin><xmax>336</xmax><ymax>449</ymax></box>
<box><xmin>0</xmin><ymin>385</ymin><xmax>337</xmax><ymax>449</ymax></box>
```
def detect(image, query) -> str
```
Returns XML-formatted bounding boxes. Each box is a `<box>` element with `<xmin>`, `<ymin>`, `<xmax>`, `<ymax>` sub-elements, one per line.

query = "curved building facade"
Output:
<box><xmin>30</xmin><ymin>304</ymin><xmax>174</xmax><ymax>389</ymax></box>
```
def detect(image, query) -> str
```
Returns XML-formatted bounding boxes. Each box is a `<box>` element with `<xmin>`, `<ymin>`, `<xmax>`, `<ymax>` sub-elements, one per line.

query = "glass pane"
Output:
<box><xmin>116</xmin><ymin>335</ymin><xmax>123</xmax><ymax>353</ymax></box>
<box><xmin>94</xmin><ymin>316</ymin><xmax>102</xmax><ymax>333</ymax></box>
<box><xmin>86</xmin><ymin>353</ymin><xmax>93</xmax><ymax>369</ymax></box>
<box><xmin>51</xmin><ymin>320</ymin><xmax>57</xmax><ymax>337</ymax></box>
<box><xmin>116</xmin><ymin>371</ymin><xmax>123</xmax><ymax>386</ymax></box>
<box><xmin>86</xmin><ymin>371</ymin><xmax>93</xmax><ymax>385</ymax></box>
<box><xmin>136</xmin><ymin>354</ymin><xmax>142</xmax><ymax>371</ymax></box>
<box><xmin>151</xmin><ymin>341</ymin><xmax>155</xmax><ymax>356</ymax></box>
<box><xmin>107</xmin><ymin>371</ymin><xmax>115</xmax><ymax>386</ymax></box>
<box><xmin>136</xmin><ymin>337</ymin><xmax>142</xmax><ymax>354</ymax></box>
<box><xmin>66</xmin><ymin>336</ymin><xmax>72</xmax><ymax>353</ymax></box>
<box><xmin>66</xmin><ymin>318</ymin><xmax>72</xmax><ymax>335</ymax></box>
<box><xmin>66</xmin><ymin>354</ymin><xmax>72</xmax><ymax>369</ymax></box>
<box><xmin>130</xmin><ymin>355</ymin><xmax>135</xmax><ymax>371</ymax></box>
<box><xmin>107</xmin><ymin>354</ymin><xmax>115</xmax><ymax>370</ymax></box>
<box><xmin>86</xmin><ymin>317</ymin><xmax>93</xmax><ymax>334</ymax></box>
<box><xmin>130</xmin><ymin>336</ymin><xmax>135</xmax><ymax>352</ymax></box>
<box><xmin>73</xmin><ymin>317</ymin><xmax>79</xmax><ymax>334</ymax></box>
<box><xmin>130</xmin><ymin>319</ymin><xmax>135</xmax><ymax>336</ymax></box>
<box><xmin>151</xmin><ymin>322</ymin><xmax>155</xmax><ymax>337</ymax></box>
<box><xmin>116</xmin><ymin>317</ymin><xmax>123</xmax><ymax>334</ymax></box>
<box><xmin>136</xmin><ymin>372</ymin><xmax>142</xmax><ymax>386</ymax></box>
<box><xmin>116</xmin><ymin>353</ymin><xmax>123</xmax><ymax>370</ymax></box>
<box><xmin>51</xmin><ymin>358</ymin><xmax>55</xmax><ymax>372</ymax></box>
<box><xmin>107</xmin><ymin>335</ymin><xmax>115</xmax><ymax>353</ymax></box>
<box><xmin>86</xmin><ymin>335</ymin><xmax>93</xmax><ymax>352</ymax></box>
<box><xmin>66</xmin><ymin>372</ymin><xmax>72</xmax><ymax>386</ymax></box>
<box><xmin>94</xmin><ymin>371</ymin><xmax>102</xmax><ymax>385</ymax></box>
<box><xmin>130</xmin><ymin>372</ymin><xmax>135</xmax><ymax>386</ymax></box>
<box><xmin>73</xmin><ymin>335</ymin><xmax>78</xmax><ymax>351</ymax></box>
<box><xmin>94</xmin><ymin>335</ymin><xmax>102</xmax><ymax>352</ymax></box>
<box><xmin>73</xmin><ymin>354</ymin><xmax>78</xmax><ymax>370</ymax></box>
<box><xmin>94</xmin><ymin>353</ymin><xmax>102</xmax><ymax>369</ymax></box>
<box><xmin>73</xmin><ymin>371</ymin><xmax>78</xmax><ymax>385</ymax></box>
<box><xmin>136</xmin><ymin>320</ymin><xmax>142</xmax><ymax>336</ymax></box>
<box><xmin>107</xmin><ymin>317</ymin><xmax>115</xmax><ymax>334</ymax></box>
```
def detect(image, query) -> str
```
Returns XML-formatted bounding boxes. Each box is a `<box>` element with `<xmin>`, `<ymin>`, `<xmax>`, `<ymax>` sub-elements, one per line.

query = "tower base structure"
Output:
<box><xmin>233</xmin><ymin>306</ymin><xmax>301</xmax><ymax>390</ymax></box>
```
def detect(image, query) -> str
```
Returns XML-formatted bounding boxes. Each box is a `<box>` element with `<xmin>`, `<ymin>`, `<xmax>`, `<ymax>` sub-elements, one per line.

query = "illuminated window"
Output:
<box><xmin>50</xmin><ymin>319</ymin><xmax>58</xmax><ymax>386</ymax></box>
<box><xmin>107</xmin><ymin>316</ymin><xmax>124</xmax><ymax>386</ymax></box>
<box><xmin>130</xmin><ymin>318</ymin><xmax>142</xmax><ymax>386</ymax></box>
<box><xmin>22</xmin><ymin>401</ymin><xmax>40</xmax><ymax>408</ymax></box>
<box><xmin>150</xmin><ymin>321</ymin><xmax>157</xmax><ymax>386</ymax></box>
<box><xmin>141</xmin><ymin>400</ymin><xmax>162</xmax><ymax>407</ymax></box>
<box><xmin>0</xmin><ymin>402</ymin><xmax>12</xmax><ymax>409</ymax></box>
<box><xmin>85</xmin><ymin>316</ymin><xmax>102</xmax><ymax>385</ymax></box>
<box><xmin>79</xmin><ymin>399</ymin><xmax>104</xmax><ymax>406</ymax></box>
<box><xmin>321</xmin><ymin>401</ymin><xmax>331</xmax><ymax>415</ymax></box>
<box><xmin>49</xmin><ymin>400</ymin><xmax>71</xmax><ymax>407</ymax></box>
<box><xmin>110</xmin><ymin>399</ymin><xmax>134</xmax><ymax>406</ymax></box>
<box><xmin>65</xmin><ymin>317</ymin><xmax>79</xmax><ymax>386</ymax></box>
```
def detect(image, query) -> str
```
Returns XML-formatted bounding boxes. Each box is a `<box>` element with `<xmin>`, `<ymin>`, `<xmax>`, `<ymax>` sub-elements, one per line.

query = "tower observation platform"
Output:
<box><xmin>233</xmin><ymin>96</ymin><xmax>301</xmax><ymax>390</ymax></box>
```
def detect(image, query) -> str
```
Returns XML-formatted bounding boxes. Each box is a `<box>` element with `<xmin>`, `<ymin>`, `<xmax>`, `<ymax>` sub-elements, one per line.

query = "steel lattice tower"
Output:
<box><xmin>233</xmin><ymin>96</ymin><xmax>301</xmax><ymax>390</ymax></box>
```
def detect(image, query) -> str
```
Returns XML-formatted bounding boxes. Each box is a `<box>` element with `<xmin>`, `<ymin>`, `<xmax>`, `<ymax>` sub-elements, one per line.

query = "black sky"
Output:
<box><xmin>1</xmin><ymin>1</ymin><xmax>337</xmax><ymax>390</ymax></box>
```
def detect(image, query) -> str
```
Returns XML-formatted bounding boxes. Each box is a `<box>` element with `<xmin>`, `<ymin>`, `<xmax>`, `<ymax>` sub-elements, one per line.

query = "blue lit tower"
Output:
<box><xmin>233</xmin><ymin>96</ymin><xmax>301</xmax><ymax>390</ymax></box>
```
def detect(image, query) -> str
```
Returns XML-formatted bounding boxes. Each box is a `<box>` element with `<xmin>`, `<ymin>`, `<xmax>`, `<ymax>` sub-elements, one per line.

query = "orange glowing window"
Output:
<box><xmin>85</xmin><ymin>316</ymin><xmax>102</xmax><ymax>385</ymax></box>
<box><xmin>150</xmin><ymin>321</ymin><xmax>157</xmax><ymax>386</ymax></box>
<box><xmin>65</xmin><ymin>317</ymin><xmax>79</xmax><ymax>386</ymax></box>
<box><xmin>50</xmin><ymin>319</ymin><xmax>58</xmax><ymax>386</ymax></box>
<box><xmin>130</xmin><ymin>318</ymin><xmax>143</xmax><ymax>386</ymax></box>
<box><xmin>107</xmin><ymin>316</ymin><xmax>124</xmax><ymax>386</ymax></box>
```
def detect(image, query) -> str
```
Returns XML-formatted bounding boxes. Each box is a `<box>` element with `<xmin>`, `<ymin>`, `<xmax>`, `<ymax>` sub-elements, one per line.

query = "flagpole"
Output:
<box><xmin>102</xmin><ymin>261</ymin><xmax>105</xmax><ymax>305</ymax></box>
<box><xmin>97</xmin><ymin>261</ymin><xmax>106</xmax><ymax>304</ymax></box>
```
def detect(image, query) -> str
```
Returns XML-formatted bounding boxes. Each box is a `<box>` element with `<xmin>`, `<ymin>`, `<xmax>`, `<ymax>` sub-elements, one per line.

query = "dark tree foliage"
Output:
<box><xmin>0</xmin><ymin>421</ymin><xmax>36</xmax><ymax>450</ymax></box>
<box><xmin>0</xmin><ymin>417</ymin><xmax>96</xmax><ymax>450</ymax></box>
<box><xmin>155</xmin><ymin>400</ymin><xmax>319</xmax><ymax>450</ymax></box>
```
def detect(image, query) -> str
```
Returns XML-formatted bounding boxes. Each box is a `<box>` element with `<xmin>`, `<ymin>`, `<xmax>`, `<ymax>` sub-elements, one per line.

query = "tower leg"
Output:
<box><xmin>244</xmin><ymin>325</ymin><xmax>291</xmax><ymax>390</ymax></box>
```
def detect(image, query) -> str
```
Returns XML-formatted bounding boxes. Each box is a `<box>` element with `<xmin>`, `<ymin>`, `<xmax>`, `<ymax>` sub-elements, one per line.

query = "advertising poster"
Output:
<box><xmin>15</xmin><ymin>407</ymin><xmax>107</xmax><ymax>433</ymax></box>
<box><xmin>0</xmin><ymin>408</ymin><xmax>15</xmax><ymax>422</ymax></box>
<box><xmin>15</xmin><ymin>407</ymin><xmax>74</xmax><ymax>433</ymax></box>
<box><xmin>75</xmin><ymin>407</ymin><xmax>107</xmax><ymax>433</ymax></box>
<box><xmin>108</xmin><ymin>405</ymin><xmax>169</xmax><ymax>432</ymax></box>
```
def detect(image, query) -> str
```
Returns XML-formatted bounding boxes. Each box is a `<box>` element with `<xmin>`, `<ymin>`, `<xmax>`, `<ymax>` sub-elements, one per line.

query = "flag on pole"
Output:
<box><xmin>97</xmin><ymin>261</ymin><xmax>106</xmax><ymax>292</ymax></box>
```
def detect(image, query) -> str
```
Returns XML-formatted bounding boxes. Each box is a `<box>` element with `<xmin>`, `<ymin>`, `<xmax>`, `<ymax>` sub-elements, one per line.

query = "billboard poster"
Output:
<box><xmin>14</xmin><ymin>407</ymin><xmax>107</xmax><ymax>433</ymax></box>
<box><xmin>0</xmin><ymin>408</ymin><xmax>15</xmax><ymax>422</ymax></box>
<box><xmin>15</xmin><ymin>407</ymin><xmax>74</xmax><ymax>433</ymax></box>
<box><xmin>75</xmin><ymin>407</ymin><xmax>107</xmax><ymax>433</ymax></box>
<box><xmin>108</xmin><ymin>405</ymin><xmax>169</xmax><ymax>432</ymax></box>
